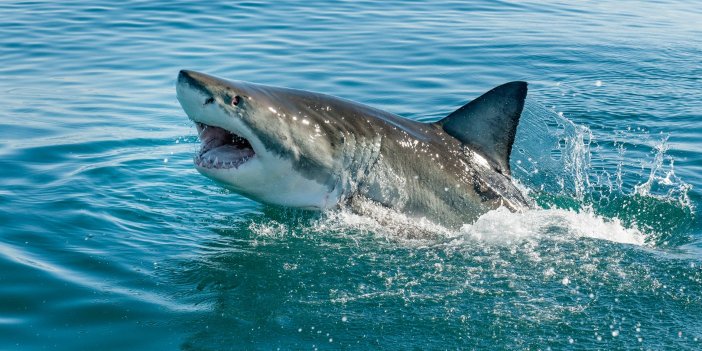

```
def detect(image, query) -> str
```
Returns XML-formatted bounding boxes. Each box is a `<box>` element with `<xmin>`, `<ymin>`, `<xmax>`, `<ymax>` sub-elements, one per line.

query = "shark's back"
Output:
<box><xmin>256</xmin><ymin>80</ymin><xmax>532</xmax><ymax>227</ymax></box>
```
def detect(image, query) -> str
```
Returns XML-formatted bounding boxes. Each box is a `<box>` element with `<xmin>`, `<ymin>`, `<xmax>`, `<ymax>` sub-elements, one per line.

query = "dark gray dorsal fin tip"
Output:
<box><xmin>435</xmin><ymin>81</ymin><xmax>528</xmax><ymax>176</ymax></box>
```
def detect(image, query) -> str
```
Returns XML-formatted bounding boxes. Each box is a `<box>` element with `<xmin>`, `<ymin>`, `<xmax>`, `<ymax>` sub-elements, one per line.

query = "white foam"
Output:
<box><xmin>287</xmin><ymin>203</ymin><xmax>647</xmax><ymax>247</ymax></box>
<box><xmin>461</xmin><ymin>207</ymin><xmax>645</xmax><ymax>245</ymax></box>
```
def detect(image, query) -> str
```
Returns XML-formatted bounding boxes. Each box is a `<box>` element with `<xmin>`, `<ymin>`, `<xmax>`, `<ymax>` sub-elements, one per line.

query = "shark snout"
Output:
<box><xmin>178</xmin><ymin>69</ymin><xmax>195</xmax><ymax>81</ymax></box>
<box><xmin>177</xmin><ymin>69</ymin><xmax>249</xmax><ymax>110</ymax></box>
<box><xmin>177</xmin><ymin>70</ymin><xmax>212</xmax><ymax>99</ymax></box>
<box><xmin>178</xmin><ymin>69</ymin><xmax>204</xmax><ymax>87</ymax></box>
<box><xmin>178</xmin><ymin>69</ymin><xmax>237</xmax><ymax>93</ymax></box>
<box><xmin>177</xmin><ymin>71</ymin><xmax>207</xmax><ymax>120</ymax></box>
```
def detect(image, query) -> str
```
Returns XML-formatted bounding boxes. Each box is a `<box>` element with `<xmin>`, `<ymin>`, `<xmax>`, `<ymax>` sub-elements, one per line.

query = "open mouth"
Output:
<box><xmin>194</xmin><ymin>122</ymin><xmax>255</xmax><ymax>169</ymax></box>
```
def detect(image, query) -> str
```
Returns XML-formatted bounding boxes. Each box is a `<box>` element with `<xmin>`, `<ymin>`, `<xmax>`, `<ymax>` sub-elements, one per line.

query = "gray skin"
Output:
<box><xmin>177</xmin><ymin>70</ymin><xmax>531</xmax><ymax>228</ymax></box>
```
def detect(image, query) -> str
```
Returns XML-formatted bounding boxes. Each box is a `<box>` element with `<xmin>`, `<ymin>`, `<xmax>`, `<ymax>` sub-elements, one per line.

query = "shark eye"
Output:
<box><xmin>231</xmin><ymin>95</ymin><xmax>240</xmax><ymax>106</ymax></box>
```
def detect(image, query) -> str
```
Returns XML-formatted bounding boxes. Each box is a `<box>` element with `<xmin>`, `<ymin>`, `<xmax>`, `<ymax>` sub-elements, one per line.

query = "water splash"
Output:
<box><xmin>514</xmin><ymin>100</ymin><xmax>695</xmax><ymax>246</ymax></box>
<box><xmin>633</xmin><ymin>136</ymin><xmax>692</xmax><ymax>207</ymax></box>
<box><xmin>565</xmin><ymin>124</ymin><xmax>593</xmax><ymax>199</ymax></box>
<box><xmin>460</xmin><ymin>207</ymin><xmax>645</xmax><ymax>246</ymax></box>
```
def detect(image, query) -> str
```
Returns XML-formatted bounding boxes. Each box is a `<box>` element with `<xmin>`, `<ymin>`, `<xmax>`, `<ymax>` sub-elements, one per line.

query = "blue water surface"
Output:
<box><xmin>1</xmin><ymin>1</ymin><xmax>701</xmax><ymax>350</ymax></box>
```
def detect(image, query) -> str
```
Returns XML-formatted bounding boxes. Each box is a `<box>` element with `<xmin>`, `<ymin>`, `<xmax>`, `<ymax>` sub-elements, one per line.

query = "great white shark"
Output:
<box><xmin>176</xmin><ymin>70</ymin><xmax>532</xmax><ymax>228</ymax></box>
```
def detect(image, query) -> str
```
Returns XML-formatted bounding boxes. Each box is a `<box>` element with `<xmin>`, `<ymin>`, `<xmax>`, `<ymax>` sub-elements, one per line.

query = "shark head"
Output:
<box><xmin>176</xmin><ymin>70</ymin><xmax>344</xmax><ymax>209</ymax></box>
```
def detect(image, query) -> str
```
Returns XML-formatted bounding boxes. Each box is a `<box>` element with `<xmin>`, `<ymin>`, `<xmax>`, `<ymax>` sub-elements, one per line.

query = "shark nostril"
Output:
<box><xmin>204</xmin><ymin>97</ymin><xmax>214</xmax><ymax>105</ymax></box>
<box><xmin>231</xmin><ymin>95</ymin><xmax>240</xmax><ymax>106</ymax></box>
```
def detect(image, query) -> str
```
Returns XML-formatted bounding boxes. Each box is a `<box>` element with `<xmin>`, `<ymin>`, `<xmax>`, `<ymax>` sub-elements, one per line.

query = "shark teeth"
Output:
<box><xmin>194</xmin><ymin>154</ymin><xmax>253</xmax><ymax>170</ymax></box>
<box><xmin>193</xmin><ymin>122</ymin><xmax>256</xmax><ymax>171</ymax></box>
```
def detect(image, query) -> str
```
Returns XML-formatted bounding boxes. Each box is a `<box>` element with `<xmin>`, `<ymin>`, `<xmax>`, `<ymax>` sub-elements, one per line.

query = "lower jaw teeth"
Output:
<box><xmin>194</xmin><ymin>155</ymin><xmax>250</xmax><ymax>169</ymax></box>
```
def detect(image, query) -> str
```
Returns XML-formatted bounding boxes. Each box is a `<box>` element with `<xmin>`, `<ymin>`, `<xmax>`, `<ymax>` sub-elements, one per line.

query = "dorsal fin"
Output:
<box><xmin>435</xmin><ymin>81</ymin><xmax>527</xmax><ymax>175</ymax></box>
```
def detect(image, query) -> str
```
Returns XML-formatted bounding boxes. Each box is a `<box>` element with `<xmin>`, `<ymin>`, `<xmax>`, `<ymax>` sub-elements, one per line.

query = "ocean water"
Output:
<box><xmin>1</xmin><ymin>0</ymin><xmax>700</xmax><ymax>349</ymax></box>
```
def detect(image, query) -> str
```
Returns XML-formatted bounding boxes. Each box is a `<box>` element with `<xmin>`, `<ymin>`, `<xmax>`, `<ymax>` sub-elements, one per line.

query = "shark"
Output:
<box><xmin>176</xmin><ymin>70</ymin><xmax>532</xmax><ymax>228</ymax></box>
